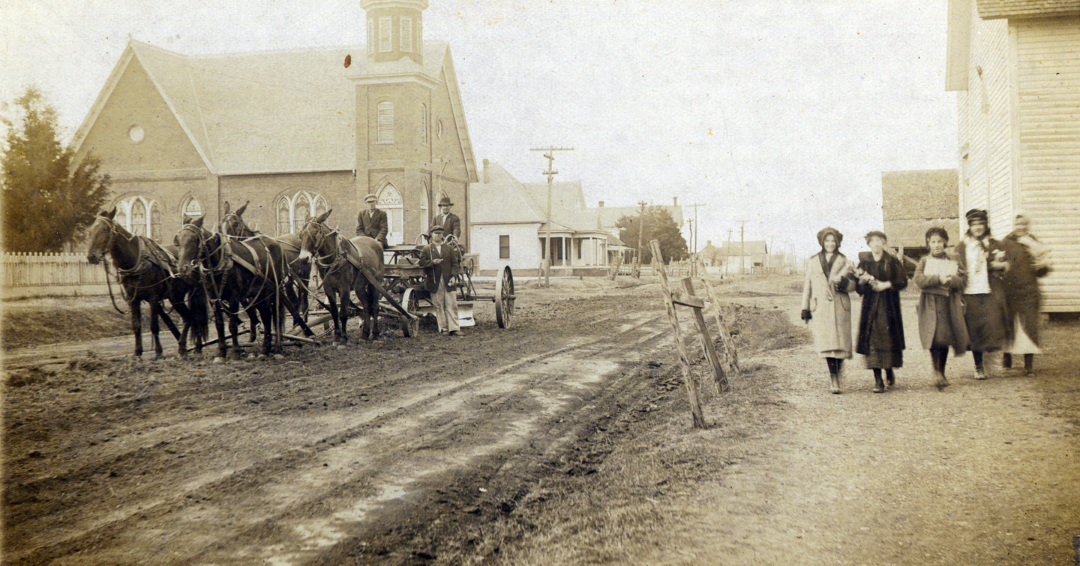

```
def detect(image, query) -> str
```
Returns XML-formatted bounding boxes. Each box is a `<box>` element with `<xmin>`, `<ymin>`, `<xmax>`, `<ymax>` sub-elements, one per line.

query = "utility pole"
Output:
<box><xmin>686</xmin><ymin>203</ymin><xmax>704</xmax><ymax>276</ymax></box>
<box><xmin>735</xmin><ymin>220</ymin><xmax>749</xmax><ymax>276</ymax></box>
<box><xmin>634</xmin><ymin>200</ymin><xmax>647</xmax><ymax>278</ymax></box>
<box><xmin>530</xmin><ymin>146</ymin><xmax>574</xmax><ymax>286</ymax></box>
<box><xmin>725</xmin><ymin>228</ymin><xmax>733</xmax><ymax>277</ymax></box>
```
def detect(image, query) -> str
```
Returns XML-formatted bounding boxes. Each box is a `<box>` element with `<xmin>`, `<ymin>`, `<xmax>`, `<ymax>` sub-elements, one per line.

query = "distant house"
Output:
<box><xmin>71</xmin><ymin>0</ymin><xmax>477</xmax><ymax>250</ymax></box>
<box><xmin>881</xmin><ymin>169</ymin><xmax>961</xmax><ymax>262</ymax></box>
<box><xmin>699</xmin><ymin>240</ymin><xmax>769</xmax><ymax>275</ymax></box>
<box><xmin>469</xmin><ymin>161</ymin><xmax>621</xmax><ymax>276</ymax></box>
<box><xmin>946</xmin><ymin>0</ymin><xmax>1080</xmax><ymax>313</ymax></box>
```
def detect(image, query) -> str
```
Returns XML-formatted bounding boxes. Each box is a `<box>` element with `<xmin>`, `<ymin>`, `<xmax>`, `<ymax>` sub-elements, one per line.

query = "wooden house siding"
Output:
<box><xmin>1015</xmin><ymin>16</ymin><xmax>1080</xmax><ymax>311</ymax></box>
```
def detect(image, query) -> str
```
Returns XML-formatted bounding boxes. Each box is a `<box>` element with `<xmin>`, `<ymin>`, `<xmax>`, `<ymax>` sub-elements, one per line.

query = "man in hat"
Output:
<box><xmin>433</xmin><ymin>196</ymin><xmax>461</xmax><ymax>241</ymax></box>
<box><xmin>418</xmin><ymin>225</ymin><xmax>462</xmax><ymax>336</ymax></box>
<box><xmin>356</xmin><ymin>193</ymin><xmax>388</xmax><ymax>249</ymax></box>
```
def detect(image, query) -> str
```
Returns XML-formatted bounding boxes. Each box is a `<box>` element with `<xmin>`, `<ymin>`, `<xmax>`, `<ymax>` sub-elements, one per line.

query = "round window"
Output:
<box><xmin>128</xmin><ymin>125</ymin><xmax>145</xmax><ymax>143</ymax></box>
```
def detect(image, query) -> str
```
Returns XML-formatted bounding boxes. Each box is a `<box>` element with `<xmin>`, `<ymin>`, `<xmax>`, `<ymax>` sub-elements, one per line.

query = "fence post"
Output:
<box><xmin>650</xmin><ymin>239</ymin><xmax>706</xmax><ymax>429</ymax></box>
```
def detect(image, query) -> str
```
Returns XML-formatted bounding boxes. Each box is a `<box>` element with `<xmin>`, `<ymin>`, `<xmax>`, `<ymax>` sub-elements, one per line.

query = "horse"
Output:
<box><xmin>176</xmin><ymin>215</ymin><xmax>306</xmax><ymax>360</ymax></box>
<box><xmin>297</xmin><ymin>210</ymin><xmax>385</xmax><ymax>346</ymax></box>
<box><xmin>219</xmin><ymin>200</ymin><xmax>313</xmax><ymax>341</ymax></box>
<box><xmin>86</xmin><ymin>208</ymin><xmax>208</xmax><ymax>358</ymax></box>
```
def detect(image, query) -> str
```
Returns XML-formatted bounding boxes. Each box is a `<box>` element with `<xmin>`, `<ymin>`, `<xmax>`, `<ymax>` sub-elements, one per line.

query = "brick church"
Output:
<box><xmin>72</xmin><ymin>0</ymin><xmax>478</xmax><ymax>249</ymax></box>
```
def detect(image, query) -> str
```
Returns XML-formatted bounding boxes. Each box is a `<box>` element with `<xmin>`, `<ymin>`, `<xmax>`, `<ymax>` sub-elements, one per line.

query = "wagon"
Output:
<box><xmin>381</xmin><ymin>242</ymin><xmax>515</xmax><ymax>336</ymax></box>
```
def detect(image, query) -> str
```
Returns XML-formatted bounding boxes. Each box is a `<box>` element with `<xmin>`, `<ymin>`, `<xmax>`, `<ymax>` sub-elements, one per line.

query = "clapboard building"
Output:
<box><xmin>881</xmin><ymin>169</ymin><xmax>961</xmax><ymax>262</ymax></box>
<box><xmin>72</xmin><ymin>0</ymin><xmax>477</xmax><ymax>249</ymax></box>
<box><xmin>945</xmin><ymin>0</ymin><xmax>1080</xmax><ymax>312</ymax></box>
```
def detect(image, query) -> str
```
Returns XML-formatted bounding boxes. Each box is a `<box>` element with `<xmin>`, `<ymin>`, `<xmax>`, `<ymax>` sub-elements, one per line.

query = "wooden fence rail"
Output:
<box><xmin>2</xmin><ymin>252</ymin><xmax>109</xmax><ymax>287</ymax></box>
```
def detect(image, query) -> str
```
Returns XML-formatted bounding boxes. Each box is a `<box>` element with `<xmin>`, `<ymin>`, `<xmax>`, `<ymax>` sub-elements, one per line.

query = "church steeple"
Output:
<box><xmin>361</xmin><ymin>0</ymin><xmax>427</xmax><ymax>65</ymax></box>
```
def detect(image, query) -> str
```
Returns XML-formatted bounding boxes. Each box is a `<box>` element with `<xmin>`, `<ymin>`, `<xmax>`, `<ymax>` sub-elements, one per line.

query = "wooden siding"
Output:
<box><xmin>1016</xmin><ymin>17</ymin><xmax>1080</xmax><ymax>311</ymax></box>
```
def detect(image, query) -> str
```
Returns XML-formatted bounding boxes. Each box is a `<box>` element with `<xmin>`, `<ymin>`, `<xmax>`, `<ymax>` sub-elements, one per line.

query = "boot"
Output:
<box><xmin>933</xmin><ymin>370</ymin><xmax>949</xmax><ymax>389</ymax></box>
<box><xmin>1002</xmin><ymin>353</ymin><xmax>1012</xmax><ymax>369</ymax></box>
<box><xmin>885</xmin><ymin>369</ymin><xmax>896</xmax><ymax>390</ymax></box>
<box><xmin>1024</xmin><ymin>354</ymin><xmax>1035</xmax><ymax>377</ymax></box>
<box><xmin>830</xmin><ymin>373</ymin><xmax>840</xmax><ymax>394</ymax></box>
<box><xmin>873</xmin><ymin>371</ymin><xmax>885</xmax><ymax>393</ymax></box>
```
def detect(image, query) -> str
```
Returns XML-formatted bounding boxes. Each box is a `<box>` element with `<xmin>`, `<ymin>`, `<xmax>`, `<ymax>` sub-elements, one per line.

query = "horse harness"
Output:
<box><xmin>181</xmin><ymin>223</ymin><xmax>281</xmax><ymax>314</ymax></box>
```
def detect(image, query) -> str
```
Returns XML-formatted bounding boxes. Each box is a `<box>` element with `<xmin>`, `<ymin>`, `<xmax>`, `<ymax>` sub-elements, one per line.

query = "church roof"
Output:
<box><xmin>72</xmin><ymin>39</ymin><xmax>477</xmax><ymax>179</ymax></box>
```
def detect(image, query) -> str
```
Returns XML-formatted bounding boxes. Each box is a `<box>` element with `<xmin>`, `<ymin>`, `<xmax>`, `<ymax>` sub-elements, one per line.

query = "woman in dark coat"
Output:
<box><xmin>1001</xmin><ymin>213</ymin><xmax>1051</xmax><ymax>376</ymax></box>
<box><xmin>854</xmin><ymin>231</ymin><xmax>907</xmax><ymax>393</ymax></box>
<box><xmin>800</xmin><ymin>227</ymin><xmax>858</xmax><ymax>394</ymax></box>
<box><xmin>955</xmin><ymin>209</ymin><xmax>1010</xmax><ymax>379</ymax></box>
<box><xmin>913</xmin><ymin>227</ymin><xmax>969</xmax><ymax>389</ymax></box>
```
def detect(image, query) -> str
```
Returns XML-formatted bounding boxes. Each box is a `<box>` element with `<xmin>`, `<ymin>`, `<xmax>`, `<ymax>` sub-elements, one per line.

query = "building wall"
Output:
<box><xmin>471</xmin><ymin>223</ymin><xmax>541</xmax><ymax>274</ymax></box>
<box><xmin>220</xmin><ymin>171</ymin><xmax>354</xmax><ymax>236</ymax></box>
<box><xmin>1014</xmin><ymin>16</ymin><xmax>1080</xmax><ymax>312</ymax></box>
<box><xmin>957</xmin><ymin>4</ymin><xmax>1012</xmax><ymax>235</ymax></box>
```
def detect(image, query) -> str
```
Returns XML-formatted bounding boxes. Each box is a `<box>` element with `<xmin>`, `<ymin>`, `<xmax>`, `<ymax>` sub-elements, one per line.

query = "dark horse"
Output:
<box><xmin>176</xmin><ymin>215</ymin><xmax>307</xmax><ymax>360</ymax></box>
<box><xmin>86</xmin><ymin>208</ymin><xmax>208</xmax><ymax>358</ymax></box>
<box><xmin>297</xmin><ymin>210</ymin><xmax>385</xmax><ymax>345</ymax></box>
<box><xmin>219</xmin><ymin>200</ymin><xmax>313</xmax><ymax>341</ymax></box>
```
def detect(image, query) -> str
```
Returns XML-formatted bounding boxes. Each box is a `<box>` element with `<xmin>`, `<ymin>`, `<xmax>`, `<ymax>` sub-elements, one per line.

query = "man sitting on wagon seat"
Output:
<box><xmin>419</xmin><ymin>225</ymin><xmax>462</xmax><ymax>336</ymax></box>
<box><xmin>356</xmin><ymin>193</ymin><xmax>389</xmax><ymax>250</ymax></box>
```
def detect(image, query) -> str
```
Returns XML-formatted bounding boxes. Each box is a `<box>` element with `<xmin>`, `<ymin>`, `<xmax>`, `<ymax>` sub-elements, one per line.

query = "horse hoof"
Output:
<box><xmin>273</xmin><ymin>354</ymin><xmax>285</xmax><ymax>361</ymax></box>
<box><xmin>257</xmin><ymin>354</ymin><xmax>268</xmax><ymax>360</ymax></box>
<box><xmin>213</xmin><ymin>357</ymin><xmax>226</xmax><ymax>364</ymax></box>
<box><xmin>248</xmin><ymin>353</ymin><xmax>258</xmax><ymax>360</ymax></box>
<box><xmin>336</xmin><ymin>344</ymin><xmax>348</xmax><ymax>350</ymax></box>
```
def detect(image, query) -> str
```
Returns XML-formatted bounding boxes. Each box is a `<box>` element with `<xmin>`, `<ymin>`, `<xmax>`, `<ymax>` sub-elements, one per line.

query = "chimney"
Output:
<box><xmin>673</xmin><ymin>196</ymin><xmax>678</xmax><ymax>206</ymax></box>
<box><xmin>707</xmin><ymin>240</ymin><xmax>712</xmax><ymax>247</ymax></box>
<box><xmin>482</xmin><ymin>159</ymin><xmax>490</xmax><ymax>183</ymax></box>
<box><xmin>598</xmin><ymin>201</ymin><xmax>604</xmax><ymax>207</ymax></box>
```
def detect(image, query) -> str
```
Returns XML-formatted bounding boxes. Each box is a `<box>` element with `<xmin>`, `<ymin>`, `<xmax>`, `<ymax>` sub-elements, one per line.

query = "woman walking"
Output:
<box><xmin>800</xmin><ymin>227</ymin><xmax>857</xmax><ymax>394</ymax></box>
<box><xmin>854</xmin><ymin>231</ymin><xmax>907</xmax><ymax>393</ymax></box>
<box><xmin>956</xmin><ymin>209</ymin><xmax>1010</xmax><ymax>379</ymax></box>
<box><xmin>1001</xmin><ymin>213</ymin><xmax>1051</xmax><ymax>376</ymax></box>
<box><xmin>913</xmin><ymin>227</ymin><xmax>969</xmax><ymax>389</ymax></box>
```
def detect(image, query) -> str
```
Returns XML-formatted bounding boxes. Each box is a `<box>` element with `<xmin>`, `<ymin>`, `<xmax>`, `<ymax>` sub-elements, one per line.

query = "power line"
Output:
<box><xmin>529</xmin><ymin>146</ymin><xmax>574</xmax><ymax>286</ymax></box>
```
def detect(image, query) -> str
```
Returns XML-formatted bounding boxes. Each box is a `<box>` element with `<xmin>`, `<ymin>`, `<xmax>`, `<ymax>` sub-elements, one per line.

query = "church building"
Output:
<box><xmin>72</xmin><ymin>0</ymin><xmax>477</xmax><ymax>249</ymax></box>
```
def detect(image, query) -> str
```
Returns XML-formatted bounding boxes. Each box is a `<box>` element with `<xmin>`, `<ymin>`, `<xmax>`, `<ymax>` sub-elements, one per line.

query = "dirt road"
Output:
<box><xmin>4</xmin><ymin>277</ymin><xmax>1079</xmax><ymax>565</ymax></box>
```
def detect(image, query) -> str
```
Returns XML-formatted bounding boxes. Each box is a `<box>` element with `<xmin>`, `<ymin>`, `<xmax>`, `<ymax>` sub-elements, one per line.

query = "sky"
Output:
<box><xmin>1</xmin><ymin>0</ymin><xmax>959</xmax><ymax>261</ymax></box>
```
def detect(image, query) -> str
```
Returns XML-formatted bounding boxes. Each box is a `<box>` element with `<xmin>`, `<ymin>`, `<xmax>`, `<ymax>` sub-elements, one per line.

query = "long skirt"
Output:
<box><xmin>964</xmin><ymin>293</ymin><xmax>1005</xmax><ymax>352</ymax></box>
<box><xmin>930</xmin><ymin>294</ymin><xmax>956</xmax><ymax>349</ymax></box>
<box><xmin>864</xmin><ymin>301</ymin><xmax>902</xmax><ymax>369</ymax></box>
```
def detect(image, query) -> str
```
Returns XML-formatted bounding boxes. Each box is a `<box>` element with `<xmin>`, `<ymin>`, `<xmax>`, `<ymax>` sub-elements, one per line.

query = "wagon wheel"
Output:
<box><xmin>401</xmin><ymin>288</ymin><xmax>420</xmax><ymax>338</ymax></box>
<box><xmin>494</xmin><ymin>266</ymin><xmax>515</xmax><ymax>329</ymax></box>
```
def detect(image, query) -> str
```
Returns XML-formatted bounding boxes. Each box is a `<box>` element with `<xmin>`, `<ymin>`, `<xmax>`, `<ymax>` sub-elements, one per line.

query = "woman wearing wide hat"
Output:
<box><xmin>801</xmin><ymin>227</ymin><xmax>858</xmax><ymax>393</ymax></box>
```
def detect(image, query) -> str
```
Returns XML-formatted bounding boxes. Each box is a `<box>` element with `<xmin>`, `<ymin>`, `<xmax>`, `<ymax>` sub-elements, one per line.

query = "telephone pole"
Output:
<box><xmin>530</xmin><ymin>146</ymin><xmax>574</xmax><ymax>286</ymax></box>
<box><xmin>634</xmin><ymin>200</ymin><xmax>647</xmax><ymax>278</ymax></box>
<box><xmin>735</xmin><ymin>220</ymin><xmax>749</xmax><ymax>275</ymax></box>
<box><xmin>686</xmin><ymin>203</ymin><xmax>704</xmax><ymax>276</ymax></box>
<box><xmin>725</xmin><ymin>228</ymin><xmax>733</xmax><ymax>277</ymax></box>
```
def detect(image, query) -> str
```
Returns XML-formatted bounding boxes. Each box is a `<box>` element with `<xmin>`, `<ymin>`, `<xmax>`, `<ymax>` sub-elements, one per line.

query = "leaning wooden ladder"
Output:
<box><xmin>650</xmin><ymin>239</ymin><xmax>737</xmax><ymax>429</ymax></box>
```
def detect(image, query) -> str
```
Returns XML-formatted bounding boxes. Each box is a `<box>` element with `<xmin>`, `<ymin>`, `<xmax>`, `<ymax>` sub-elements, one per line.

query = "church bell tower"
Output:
<box><xmin>361</xmin><ymin>0</ymin><xmax>427</xmax><ymax>65</ymax></box>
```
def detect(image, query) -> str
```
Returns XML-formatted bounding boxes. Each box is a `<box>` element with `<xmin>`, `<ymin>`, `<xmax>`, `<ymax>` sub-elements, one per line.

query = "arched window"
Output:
<box><xmin>181</xmin><ymin>196</ymin><xmax>202</xmax><ymax>221</ymax></box>
<box><xmin>116</xmin><ymin>196</ymin><xmax>161</xmax><ymax>241</ymax></box>
<box><xmin>420</xmin><ymin>179</ymin><xmax>430</xmax><ymax>227</ymax></box>
<box><xmin>276</xmin><ymin>190</ymin><xmax>329</xmax><ymax>235</ymax></box>
<box><xmin>377</xmin><ymin>184</ymin><xmax>404</xmax><ymax>246</ymax></box>
<box><xmin>420</xmin><ymin>104</ymin><xmax>428</xmax><ymax>145</ymax></box>
<box><xmin>377</xmin><ymin>101</ymin><xmax>394</xmax><ymax>144</ymax></box>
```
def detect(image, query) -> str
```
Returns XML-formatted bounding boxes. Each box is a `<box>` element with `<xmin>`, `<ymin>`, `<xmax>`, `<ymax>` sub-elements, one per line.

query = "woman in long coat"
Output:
<box><xmin>913</xmin><ymin>227</ymin><xmax>969</xmax><ymax>389</ymax></box>
<box><xmin>955</xmin><ymin>209</ymin><xmax>1010</xmax><ymax>379</ymax></box>
<box><xmin>1001</xmin><ymin>213</ymin><xmax>1051</xmax><ymax>376</ymax></box>
<box><xmin>800</xmin><ymin>227</ymin><xmax>857</xmax><ymax>394</ymax></box>
<box><xmin>854</xmin><ymin>231</ymin><xmax>907</xmax><ymax>393</ymax></box>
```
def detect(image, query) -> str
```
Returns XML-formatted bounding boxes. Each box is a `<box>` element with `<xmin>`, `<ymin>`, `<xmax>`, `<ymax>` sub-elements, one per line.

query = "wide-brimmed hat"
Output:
<box><xmin>438</xmin><ymin>197</ymin><xmax>453</xmax><ymax>207</ymax></box>
<box><xmin>364</xmin><ymin>194</ymin><xmax>377</xmax><ymax>203</ymax></box>
<box><xmin>816</xmin><ymin>227</ymin><xmax>843</xmax><ymax>249</ymax></box>
<box><xmin>965</xmin><ymin>208</ymin><xmax>988</xmax><ymax>224</ymax></box>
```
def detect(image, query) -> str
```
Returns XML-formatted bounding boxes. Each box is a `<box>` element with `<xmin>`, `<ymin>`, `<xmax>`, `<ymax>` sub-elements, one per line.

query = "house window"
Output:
<box><xmin>499</xmin><ymin>235</ymin><xmax>510</xmax><ymax>259</ymax></box>
<box><xmin>379</xmin><ymin>17</ymin><xmax>392</xmax><ymax>52</ymax></box>
<box><xmin>368</xmin><ymin>19</ymin><xmax>374</xmax><ymax>55</ymax></box>
<box><xmin>377</xmin><ymin>102</ymin><xmax>394</xmax><ymax>144</ymax></box>
<box><xmin>400</xmin><ymin>17</ymin><xmax>413</xmax><ymax>52</ymax></box>
<box><xmin>377</xmin><ymin>184</ymin><xmax>404</xmax><ymax>246</ymax></box>
<box><xmin>420</xmin><ymin>104</ymin><xmax>428</xmax><ymax>145</ymax></box>
<box><xmin>276</xmin><ymin>190</ymin><xmax>328</xmax><ymax>235</ymax></box>
<box><xmin>116</xmin><ymin>196</ymin><xmax>160</xmax><ymax>241</ymax></box>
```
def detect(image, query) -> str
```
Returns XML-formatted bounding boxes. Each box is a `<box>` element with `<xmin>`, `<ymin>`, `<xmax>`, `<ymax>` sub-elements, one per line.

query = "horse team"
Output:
<box><xmin>85</xmin><ymin>202</ymin><xmax>385</xmax><ymax>362</ymax></box>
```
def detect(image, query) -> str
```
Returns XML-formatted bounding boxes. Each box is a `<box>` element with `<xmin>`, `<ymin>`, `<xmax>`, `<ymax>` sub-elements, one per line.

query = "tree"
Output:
<box><xmin>1</xmin><ymin>86</ymin><xmax>110</xmax><ymax>253</ymax></box>
<box><xmin>615</xmin><ymin>204</ymin><xmax>688</xmax><ymax>264</ymax></box>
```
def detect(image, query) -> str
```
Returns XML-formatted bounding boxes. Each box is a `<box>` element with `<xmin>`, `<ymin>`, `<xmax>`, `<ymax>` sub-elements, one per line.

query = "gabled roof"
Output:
<box><xmin>977</xmin><ymin>0</ymin><xmax>1080</xmax><ymax>19</ymax></box>
<box><xmin>521</xmin><ymin>182</ymin><xmax>586</xmax><ymax>215</ymax></box>
<box><xmin>470</xmin><ymin>162</ymin><xmax>546</xmax><ymax>224</ymax></box>
<box><xmin>73</xmin><ymin>39</ymin><xmax>477</xmax><ymax>179</ymax></box>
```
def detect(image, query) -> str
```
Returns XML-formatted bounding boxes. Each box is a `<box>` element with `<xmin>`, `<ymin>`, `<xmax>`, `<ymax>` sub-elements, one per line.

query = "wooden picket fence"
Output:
<box><xmin>2</xmin><ymin>252</ymin><xmax>109</xmax><ymax>287</ymax></box>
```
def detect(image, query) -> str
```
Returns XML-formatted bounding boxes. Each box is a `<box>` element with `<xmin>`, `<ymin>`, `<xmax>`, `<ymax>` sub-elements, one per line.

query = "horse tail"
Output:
<box><xmin>188</xmin><ymin>285</ymin><xmax>210</xmax><ymax>344</ymax></box>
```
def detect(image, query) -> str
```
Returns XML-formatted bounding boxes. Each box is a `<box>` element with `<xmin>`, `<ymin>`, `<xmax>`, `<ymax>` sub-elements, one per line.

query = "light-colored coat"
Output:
<box><xmin>913</xmin><ymin>254</ymin><xmax>970</xmax><ymax>353</ymax></box>
<box><xmin>801</xmin><ymin>252</ymin><xmax>856</xmax><ymax>358</ymax></box>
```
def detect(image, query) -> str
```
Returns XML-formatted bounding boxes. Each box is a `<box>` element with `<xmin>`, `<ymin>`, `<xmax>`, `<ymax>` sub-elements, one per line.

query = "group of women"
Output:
<box><xmin>800</xmin><ymin>209</ymin><xmax>1051</xmax><ymax>394</ymax></box>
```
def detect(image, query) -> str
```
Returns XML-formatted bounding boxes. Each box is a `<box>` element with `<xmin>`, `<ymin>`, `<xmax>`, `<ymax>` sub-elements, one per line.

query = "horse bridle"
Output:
<box><xmin>222</xmin><ymin>213</ymin><xmax>257</xmax><ymax>238</ymax></box>
<box><xmin>179</xmin><ymin>222</ymin><xmax>229</xmax><ymax>275</ymax></box>
<box><xmin>300</xmin><ymin>219</ymin><xmax>341</xmax><ymax>271</ymax></box>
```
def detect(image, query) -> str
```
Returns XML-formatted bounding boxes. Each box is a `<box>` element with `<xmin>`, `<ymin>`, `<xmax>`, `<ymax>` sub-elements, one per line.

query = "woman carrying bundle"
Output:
<box><xmin>913</xmin><ymin>227</ymin><xmax>969</xmax><ymax>389</ymax></box>
<box><xmin>854</xmin><ymin>231</ymin><xmax>907</xmax><ymax>393</ymax></box>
